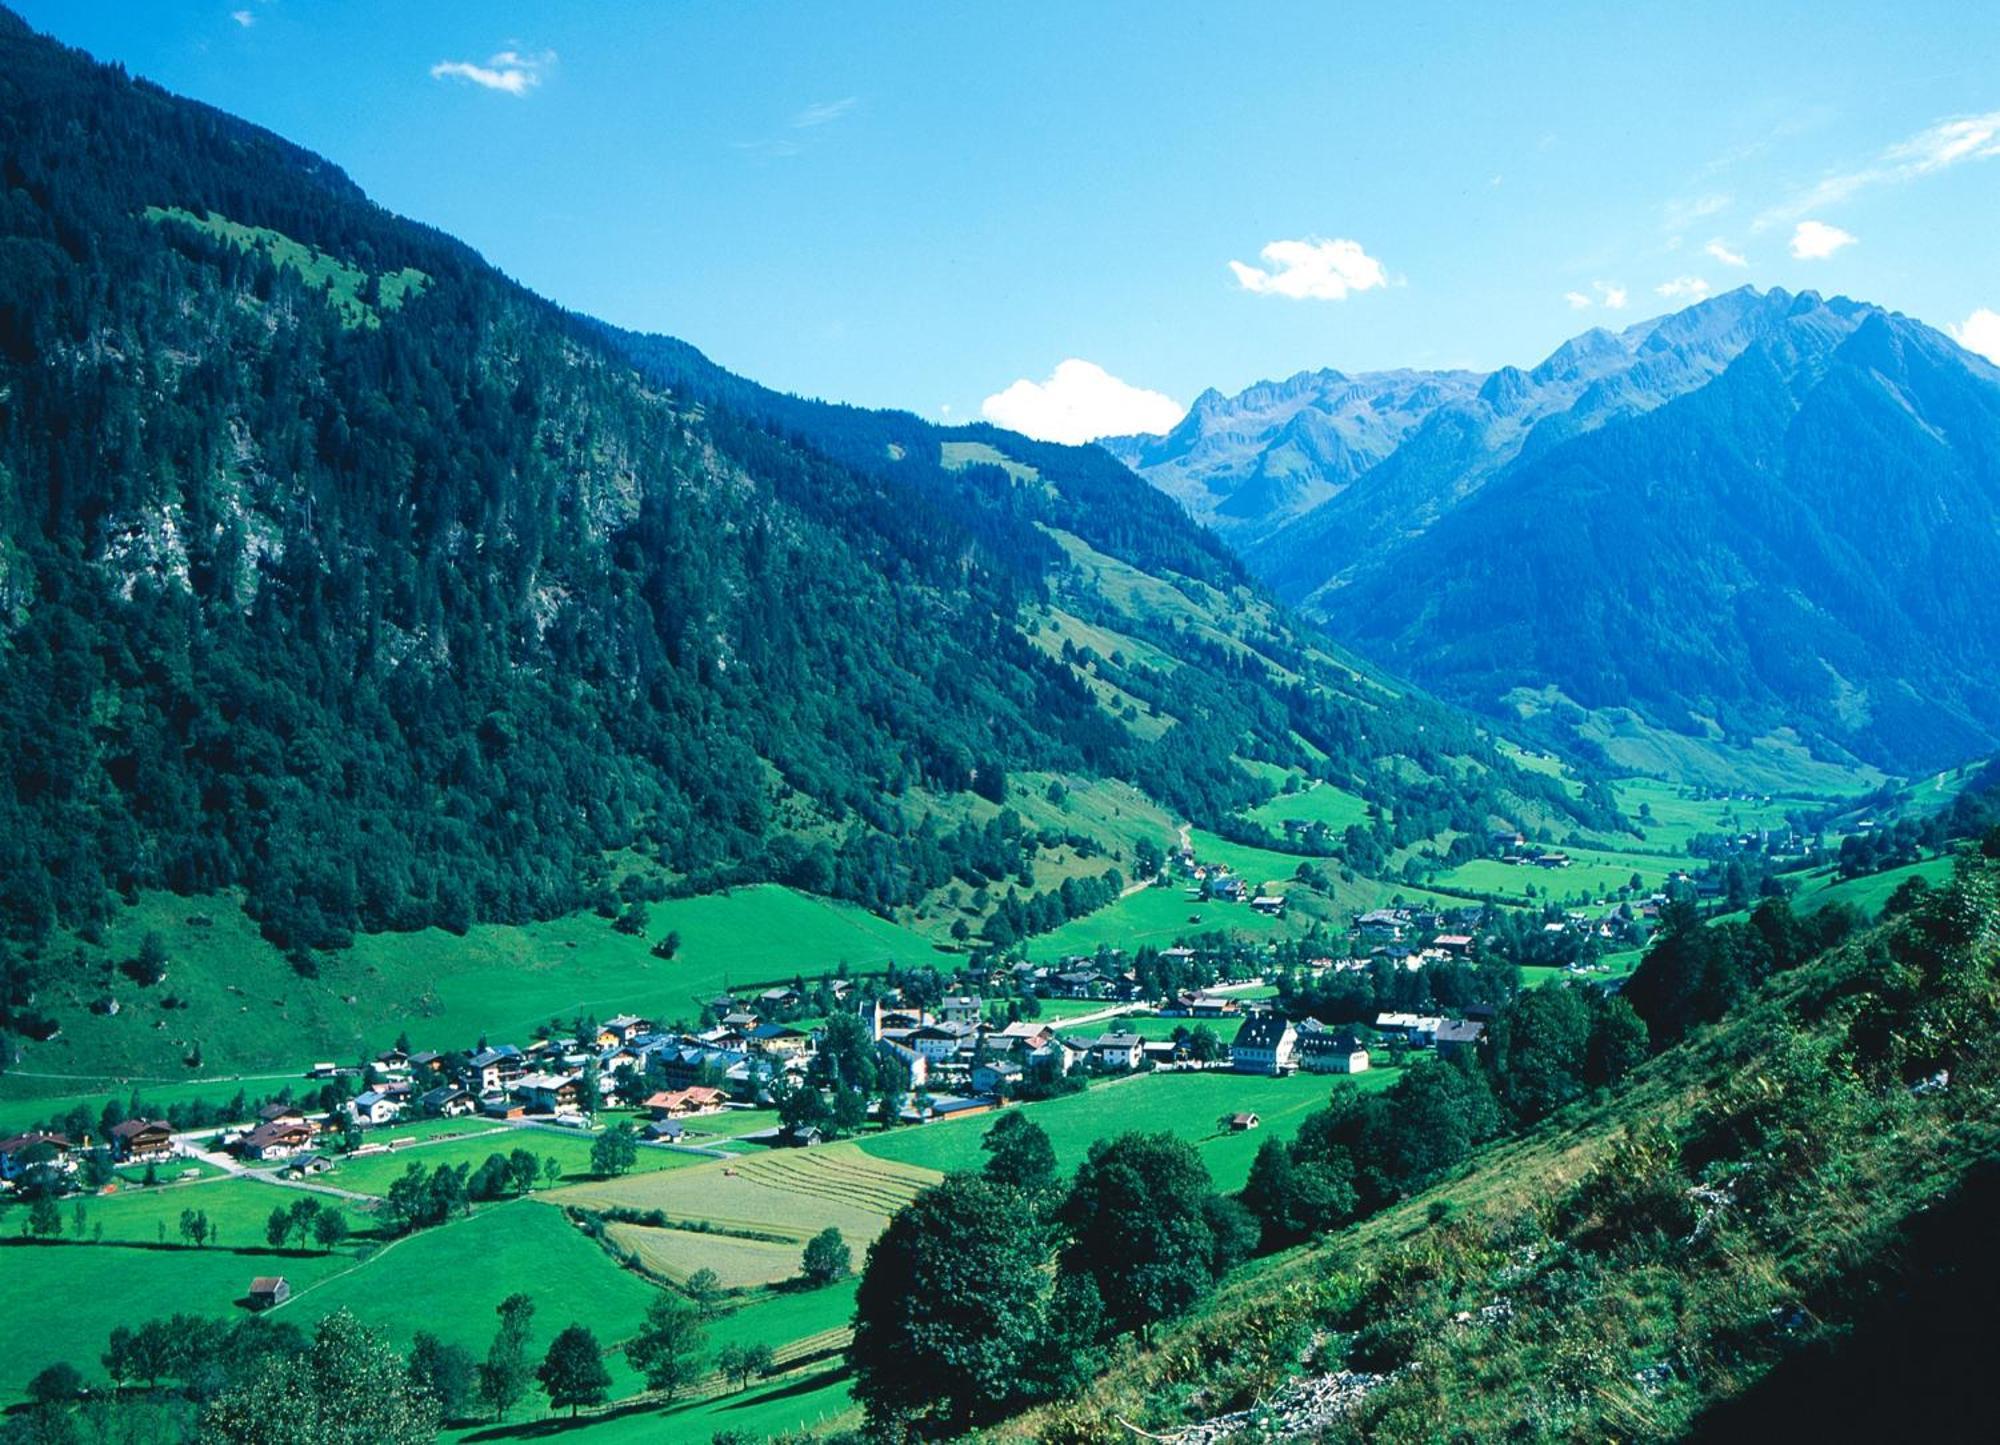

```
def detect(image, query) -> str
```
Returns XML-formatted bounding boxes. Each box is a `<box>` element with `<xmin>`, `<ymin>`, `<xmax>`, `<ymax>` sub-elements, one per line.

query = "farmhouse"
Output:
<box><xmin>1230</xmin><ymin>1014</ymin><xmax>1298</xmax><ymax>1075</ymax></box>
<box><xmin>1297</xmin><ymin>1022</ymin><xmax>1370</xmax><ymax>1074</ymax></box>
<box><xmin>348</xmin><ymin>1090</ymin><xmax>401</xmax><ymax>1128</ymax></box>
<box><xmin>0</xmin><ymin>1132</ymin><xmax>74</xmax><ymax>1182</ymax></box>
<box><xmin>512</xmin><ymin>1073</ymin><xmax>582</xmax><ymax>1114</ymax></box>
<box><xmin>1089</xmin><ymin>1032</ymin><xmax>1145</xmax><ymax>1071</ymax></box>
<box><xmin>246</xmin><ymin>1277</ymin><xmax>290</xmax><ymax>1310</ymax></box>
<box><xmin>1435</xmin><ymin>1019</ymin><xmax>1488</xmax><ymax>1057</ymax></box>
<box><xmin>644</xmin><ymin>1086</ymin><xmax>728</xmax><ymax>1119</ymax></box>
<box><xmin>908</xmin><ymin>1021</ymin><xmax>979</xmax><ymax>1064</ymax></box>
<box><xmin>971</xmin><ymin>1060</ymin><xmax>1023</xmax><ymax>1095</ymax></box>
<box><xmin>469</xmin><ymin>1046</ymin><xmax>525</xmax><ymax>1095</ymax></box>
<box><xmin>643</xmin><ymin>1117</ymin><xmax>686</xmax><ymax>1143</ymax></box>
<box><xmin>749</xmin><ymin>1022</ymin><xmax>812</xmax><ymax>1057</ymax></box>
<box><xmin>239</xmin><ymin>1120</ymin><xmax>313</xmax><ymax>1160</ymax></box>
<box><xmin>108</xmin><ymin>1118</ymin><xmax>175</xmax><ymax>1161</ymax></box>
<box><xmin>937</xmin><ymin>994</ymin><xmax>985</xmax><ymax>1025</ymax></box>
<box><xmin>420</xmin><ymin>1085</ymin><xmax>476</xmax><ymax>1118</ymax></box>
<box><xmin>1250</xmin><ymin>894</ymin><xmax>1287</xmax><ymax>916</ymax></box>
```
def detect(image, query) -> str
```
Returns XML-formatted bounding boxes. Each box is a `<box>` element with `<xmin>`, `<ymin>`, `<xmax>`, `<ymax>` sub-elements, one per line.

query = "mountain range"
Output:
<box><xmin>1107</xmin><ymin>288</ymin><xmax>2000</xmax><ymax>774</ymax></box>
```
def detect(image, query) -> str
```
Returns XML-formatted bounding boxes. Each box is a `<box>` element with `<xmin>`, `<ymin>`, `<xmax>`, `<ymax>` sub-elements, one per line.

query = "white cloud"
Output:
<box><xmin>1705</xmin><ymin>239</ymin><xmax>1748</xmax><ymax>267</ymax></box>
<box><xmin>1228</xmin><ymin>237</ymin><xmax>1387</xmax><ymax>301</ymax></box>
<box><xmin>1789</xmin><ymin>219</ymin><xmax>1855</xmax><ymax>260</ymax></box>
<box><xmin>1759</xmin><ymin>110</ymin><xmax>2000</xmax><ymax>227</ymax></box>
<box><xmin>430</xmin><ymin>48</ymin><xmax>555</xmax><ymax>97</ymax></box>
<box><xmin>1948</xmin><ymin>308</ymin><xmax>2000</xmax><ymax>365</ymax></box>
<box><xmin>1656</xmin><ymin>276</ymin><xmax>1712</xmax><ymax>301</ymax></box>
<box><xmin>793</xmin><ymin>97</ymin><xmax>857</xmax><ymax>128</ymax></box>
<box><xmin>1564</xmin><ymin>281</ymin><xmax>1628</xmax><ymax>311</ymax></box>
<box><xmin>981</xmin><ymin>360</ymin><xmax>1185</xmax><ymax>445</ymax></box>
<box><xmin>231</xmin><ymin>9</ymin><xmax>254</xmax><ymax>26</ymax></box>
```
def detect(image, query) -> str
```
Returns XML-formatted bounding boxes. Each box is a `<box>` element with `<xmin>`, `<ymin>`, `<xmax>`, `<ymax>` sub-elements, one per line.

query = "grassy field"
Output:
<box><xmin>0</xmin><ymin>1178</ymin><xmax>376</xmax><ymax>1400</ymax></box>
<box><xmin>1024</xmin><ymin>883</ymin><xmax>1298</xmax><ymax>961</ymax></box>
<box><xmin>4</xmin><ymin>883</ymin><xmax>949</xmax><ymax>1098</ymax></box>
<box><xmin>1243</xmin><ymin>783</ymin><xmax>1375</xmax><ymax>836</ymax></box>
<box><xmin>858</xmin><ymin>1068</ymin><xmax>1396</xmax><ymax>1193</ymax></box>
<box><xmin>1788</xmin><ymin>855</ymin><xmax>1960</xmax><ymax>917</ymax></box>
<box><xmin>311</xmin><ymin>1125</ymin><xmax>698</xmax><ymax>1198</ymax></box>
<box><xmin>1435</xmin><ymin>844</ymin><xmax>1683</xmax><ymax>903</ymax></box>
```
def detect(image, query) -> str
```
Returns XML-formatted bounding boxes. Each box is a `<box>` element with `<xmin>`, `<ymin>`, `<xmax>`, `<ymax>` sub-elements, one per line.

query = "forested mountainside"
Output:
<box><xmin>1110</xmin><ymin>288</ymin><xmax>2000</xmax><ymax>775</ymax></box>
<box><xmin>0</xmin><ymin>11</ymin><xmax>1585</xmax><ymax>1006</ymax></box>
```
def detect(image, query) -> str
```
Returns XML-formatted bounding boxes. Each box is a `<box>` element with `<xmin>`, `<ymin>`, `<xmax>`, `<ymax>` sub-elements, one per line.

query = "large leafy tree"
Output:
<box><xmin>537</xmin><ymin>1325</ymin><xmax>613</xmax><ymax>1419</ymax></box>
<box><xmin>980</xmin><ymin>1110</ymin><xmax>1057</xmax><ymax>1196</ymax></box>
<box><xmin>1058</xmin><ymin>1132</ymin><xmax>1229</xmax><ymax>1340</ymax></box>
<box><xmin>626</xmin><ymin>1295</ymin><xmax>706</xmax><ymax>1400</ymax></box>
<box><xmin>197</xmin><ymin>1310</ymin><xmax>439</xmax><ymax>1445</ymax></box>
<box><xmin>850</xmin><ymin>1174</ymin><xmax>1052</xmax><ymax>1435</ymax></box>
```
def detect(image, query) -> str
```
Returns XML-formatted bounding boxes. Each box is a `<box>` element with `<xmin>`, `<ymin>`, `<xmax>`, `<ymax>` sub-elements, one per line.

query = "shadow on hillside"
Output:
<box><xmin>1688</xmin><ymin>1157</ymin><xmax>2000</xmax><ymax>1443</ymax></box>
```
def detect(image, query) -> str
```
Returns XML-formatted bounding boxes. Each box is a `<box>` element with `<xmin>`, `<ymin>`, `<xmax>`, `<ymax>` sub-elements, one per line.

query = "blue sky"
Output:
<box><xmin>23</xmin><ymin>1</ymin><xmax>2000</xmax><ymax>440</ymax></box>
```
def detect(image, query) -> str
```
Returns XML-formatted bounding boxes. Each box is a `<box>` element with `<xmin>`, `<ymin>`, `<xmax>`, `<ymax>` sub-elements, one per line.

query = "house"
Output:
<box><xmin>1434</xmin><ymin>1019</ymin><xmax>1487</xmax><ymax>1057</ymax></box>
<box><xmin>1227</xmin><ymin>1112</ymin><xmax>1261</xmax><ymax>1131</ymax></box>
<box><xmin>749</xmin><ymin>1022</ymin><xmax>811</xmax><ymax>1057</ymax></box>
<box><xmin>281</xmin><ymin>1154</ymin><xmax>334</xmax><ymax>1178</ymax></box>
<box><xmin>469</xmin><ymin>1046</ymin><xmax>525</xmax><ymax>1096</ymax></box>
<box><xmin>644</xmin><ymin>1086</ymin><xmax>728</xmax><ymax>1119</ymax></box>
<box><xmin>1184</xmin><ymin>991</ymin><xmax>1241</xmax><ymax>1018</ymax></box>
<box><xmin>602</xmin><ymin>1014</ymin><xmax>654</xmax><ymax>1045</ymax></box>
<box><xmin>108</xmin><ymin>1118</ymin><xmax>175</xmax><ymax>1161</ymax></box>
<box><xmin>937</xmin><ymin>994</ymin><xmax>985</xmax><ymax>1026</ymax></box>
<box><xmin>246</xmin><ymin>1277</ymin><xmax>290</xmax><ymax>1310</ymax></box>
<box><xmin>778</xmin><ymin>1123</ymin><xmax>824</xmax><ymax>1148</ymax></box>
<box><xmin>1090</xmin><ymin>1032</ymin><xmax>1145</xmax><ymax>1071</ymax></box>
<box><xmin>1297</xmin><ymin>1022</ymin><xmax>1370</xmax><ymax>1074</ymax></box>
<box><xmin>1230</xmin><ymin>1015</ymin><xmax>1298</xmax><ymax>1075</ymax></box>
<box><xmin>512</xmin><ymin>1073</ymin><xmax>582</xmax><ymax>1114</ymax></box>
<box><xmin>1141</xmin><ymin>1040</ymin><xmax>1181</xmax><ymax>1066</ymax></box>
<box><xmin>420</xmin><ymin>1085</ymin><xmax>477</xmax><ymax>1119</ymax></box>
<box><xmin>908</xmin><ymin>1022</ymin><xmax>978</xmax><ymax>1064</ymax></box>
<box><xmin>0</xmin><ymin>1132</ymin><xmax>74</xmax><ymax>1183</ymax></box>
<box><xmin>642</xmin><ymin>1118</ymin><xmax>686</xmax><ymax>1143</ymax></box>
<box><xmin>257</xmin><ymin>1102</ymin><xmax>309</xmax><ymax>1129</ymax></box>
<box><xmin>1250</xmin><ymin>895</ymin><xmax>1287</xmax><ymax>916</ymax></box>
<box><xmin>408</xmin><ymin>1051</ymin><xmax>446</xmax><ymax>1075</ymax></box>
<box><xmin>1434</xmin><ymin>934</ymin><xmax>1475</xmax><ymax>956</ymax></box>
<box><xmin>1534</xmin><ymin>852</ymin><xmax>1573</xmax><ymax>870</ymax></box>
<box><xmin>1206</xmin><ymin>874</ymin><xmax>1247</xmax><ymax>902</ymax></box>
<box><xmin>1356</xmin><ymin>908</ymin><xmax>1405</xmax><ymax>941</ymax></box>
<box><xmin>990</xmin><ymin>1021</ymin><xmax>1054</xmax><ymax>1054</ymax></box>
<box><xmin>758</xmin><ymin>987</ymin><xmax>803</xmax><ymax>1011</ymax></box>
<box><xmin>348</xmin><ymin>1091</ymin><xmax>401</xmax><ymax>1128</ymax></box>
<box><xmin>372</xmin><ymin>1048</ymin><xmax>411</xmax><ymax>1077</ymax></box>
<box><xmin>1050</xmin><ymin>970</ymin><xmax>1103</xmax><ymax>1000</ymax></box>
<box><xmin>239</xmin><ymin>1120</ymin><xmax>314</xmax><ymax>1160</ymax></box>
<box><xmin>1374</xmin><ymin>1012</ymin><xmax>1443</xmax><ymax>1047</ymax></box>
<box><xmin>971</xmin><ymin>1060</ymin><xmax>1022</xmax><ymax>1096</ymax></box>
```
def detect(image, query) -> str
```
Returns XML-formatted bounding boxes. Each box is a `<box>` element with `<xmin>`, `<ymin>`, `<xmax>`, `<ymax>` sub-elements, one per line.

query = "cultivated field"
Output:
<box><xmin>556</xmin><ymin>1147</ymin><xmax>938</xmax><ymax>1288</ymax></box>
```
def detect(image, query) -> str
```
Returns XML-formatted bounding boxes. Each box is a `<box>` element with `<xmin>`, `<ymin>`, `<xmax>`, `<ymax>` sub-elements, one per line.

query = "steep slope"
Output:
<box><xmin>1112</xmin><ymin>290</ymin><xmax>2000</xmax><ymax>775</ymax></box>
<box><xmin>1002</xmin><ymin>852</ymin><xmax>2000</xmax><ymax>1443</ymax></box>
<box><xmin>0</xmin><ymin>10</ymin><xmax>1582</xmax><ymax>1030</ymax></box>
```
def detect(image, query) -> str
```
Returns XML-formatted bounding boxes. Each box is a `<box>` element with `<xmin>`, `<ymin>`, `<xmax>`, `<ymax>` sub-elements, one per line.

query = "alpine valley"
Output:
<box><xmin>1</xmin><ymin>10</ymin><xmax>1998</xmax><ymax>1445</ymax></box>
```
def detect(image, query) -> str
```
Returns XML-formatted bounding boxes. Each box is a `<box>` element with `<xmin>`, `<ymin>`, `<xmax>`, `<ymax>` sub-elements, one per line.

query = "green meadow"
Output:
<box><xmin>1243</xmin><ymin>782</ymin><xmax>1375</xmax><ymax>836</ymax></box>
<box><xmin>857</xmin><ymin>1067</ymin><xmax>1396</xmax><ymax>1193</ymax></box>
<box><xmin>5</xmin><ymin>884</ymin><xmax>948</xmax><ymax>1099</ymax></box>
